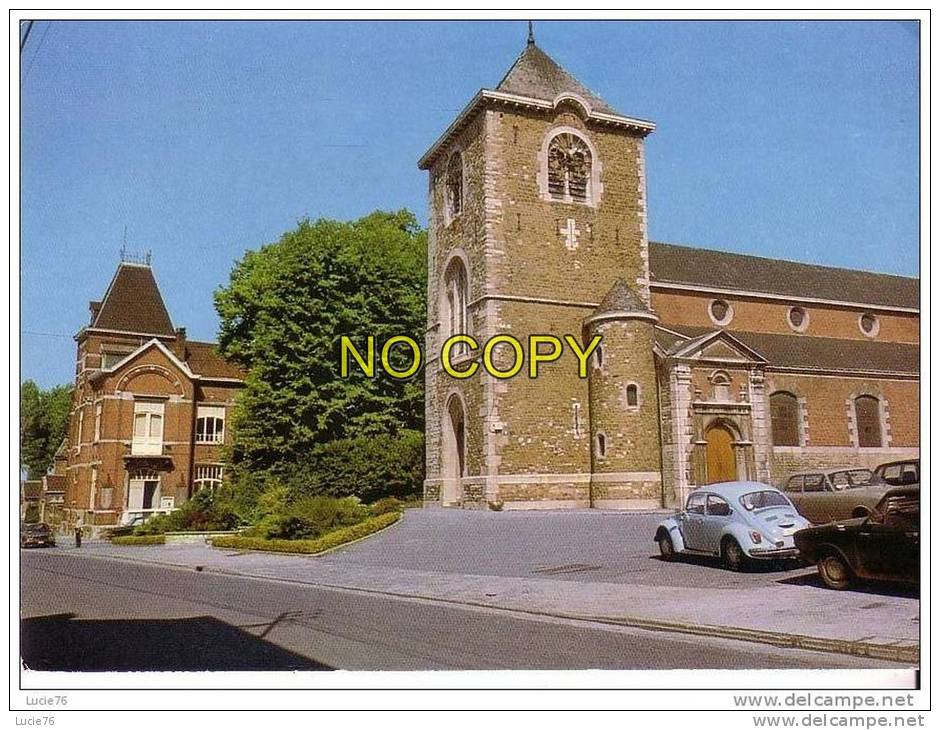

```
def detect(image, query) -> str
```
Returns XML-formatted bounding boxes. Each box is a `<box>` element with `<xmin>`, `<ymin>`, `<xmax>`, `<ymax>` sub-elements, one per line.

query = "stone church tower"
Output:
<box><xmin>419</xmin><ymin>33</ymin><xmax>663</xmax><ymax>509</ymax></box>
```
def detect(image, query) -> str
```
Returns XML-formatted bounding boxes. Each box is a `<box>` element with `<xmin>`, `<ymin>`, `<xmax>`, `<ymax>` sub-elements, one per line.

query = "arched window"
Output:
<box><xmin>625</xmin><ymin>383</ymin><xmax>639</xmax><ymax>408</ymax></box>
<box><xmin>855</xmin><ymin>395</ymin><xmax>883</xmax><ymax>447</ymax></box>
<box><xmin>770</xmin><ymin>391</ymin><xmax>800</xmax><ymax>446</ymax></box>
<box><xmin>445</xmin><ymin>152</ymin><xmax>463</xmax><ymax>222</ymax></box>
<box><xmin>547</xmin><ymin>132</ymin><xmax>592</xmax><ymax>203</ymax></box>
<box><xmin>443</xmin><ymin>258</ymin><xmax>469</xmax><ymax>354</ymax></box>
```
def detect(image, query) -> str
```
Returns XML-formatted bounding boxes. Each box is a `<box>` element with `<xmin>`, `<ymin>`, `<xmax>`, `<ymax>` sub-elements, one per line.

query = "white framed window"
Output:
<box><xmin>196</xmin><ymin>405</ymin><xmax>225</xmax><ymax>444</ymax></box>
<box><xmin>858</xmin><ymin>312</ymin><xmax>880</xmax><ymax>338</ymax></box>
<box><xmin>708</xmin><ymin>299</ymin><xmax>734</xmax><ymax>326</ymax></box>
<box><xmin>787</xmin><ymin>306</ymin><xmax>809</xmax><ymax>333</ymax></box>
<box><xmin>128</xmin><ymin>469</ymin><xmax>161</xmax><ymax>511</ymax></box>
<box><xmin>132</xmin><ymin>401</ymin><xmax>164</xmax><ymax>455</ymax></box>
<box><xmin>194</xmin><ymin>464</ymin><xmax>224</xmax><ymax>492</ymax></box>
<box><xmin>77</xmin><ymin>407</ymin><xmax>85</xmax><ymax>444</ymax></box>
<box><xmin>90</xmin><ymin>466</ymin><xmax>98</xmax><ymax>510</ymax></box>
<box><xmin>94</xmin><ymin>402</ymin><xmax>102</xmax><ymax>442</ymax></box>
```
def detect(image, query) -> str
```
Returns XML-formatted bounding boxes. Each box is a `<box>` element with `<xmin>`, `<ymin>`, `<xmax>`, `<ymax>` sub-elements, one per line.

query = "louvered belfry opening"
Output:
<box><xmin>547</xmin><ymin>132</ymin><xmax>591</xmax><ymax>203</ymax></box>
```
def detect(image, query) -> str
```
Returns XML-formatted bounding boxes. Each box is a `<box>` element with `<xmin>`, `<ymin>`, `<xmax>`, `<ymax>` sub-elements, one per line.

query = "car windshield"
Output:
<box><xmin>739</xmin><ymin>490</ymin><xmax>791</xmax><ymax>511</ymax></box>
<box><xmin>829</xmin><ymin>469</ymin><xmax>883</xmax><ymax>490</ymax></box>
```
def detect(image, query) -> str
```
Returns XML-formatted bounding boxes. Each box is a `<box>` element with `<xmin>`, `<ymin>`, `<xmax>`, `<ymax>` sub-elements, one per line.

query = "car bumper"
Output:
<box><xmin>747</xmin><ymin>546</ymin><xmax>800</xmax><ymax>559</ymax></box>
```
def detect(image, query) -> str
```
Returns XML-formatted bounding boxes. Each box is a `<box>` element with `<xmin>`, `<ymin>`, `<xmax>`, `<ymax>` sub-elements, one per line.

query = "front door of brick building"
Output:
<box><xmin>704</xmin><ymin>425</ymin><xmax>737</xmax><ymax>484</ymax></box>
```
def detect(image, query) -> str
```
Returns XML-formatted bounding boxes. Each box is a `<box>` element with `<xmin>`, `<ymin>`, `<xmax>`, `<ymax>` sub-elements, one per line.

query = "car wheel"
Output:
<box><xmin>851</xmin><ymin>507</ymin><xmax>870</xmax><ymax>519</ymax></box>
<box><xmin>722</xmin><ymin>538</ymin><xmax>747</xmax><ymax>572</ymax></box>
<box><xmin>817</xmin><ymin>553</ymin><xmax>853</xmax><ymax>590</ymax></box>
<box><xmin>658</xmin><ymin>533</ymin><xmax>675</xmax><ymax>560</ymax></box>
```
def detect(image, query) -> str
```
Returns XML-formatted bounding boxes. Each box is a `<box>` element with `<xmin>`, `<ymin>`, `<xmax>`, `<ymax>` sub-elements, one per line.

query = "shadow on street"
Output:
<box><xmin>776</xmin><ymin>573</ymin><xmax>920</xmax><ymax>599</ymax></box>
<box><xmin>648</xmin><ymin>554</ymin><xmax>809</xmax><ymax>574</ymax></box>
<box><xmin>21</xmin><ymin>613</ymin><xmax>332</xmax><ymax>671</ymax></box>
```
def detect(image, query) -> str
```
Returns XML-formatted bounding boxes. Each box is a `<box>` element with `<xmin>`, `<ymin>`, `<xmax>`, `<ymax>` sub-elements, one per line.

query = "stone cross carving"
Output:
<box><xmin>560</xmin><ymin>218</ymin><xmax>580</xmax><ymax>250</ymax></box>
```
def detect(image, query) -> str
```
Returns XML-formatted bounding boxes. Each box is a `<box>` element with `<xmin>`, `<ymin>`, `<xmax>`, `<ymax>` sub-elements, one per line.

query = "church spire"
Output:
<box><xmin>527</xmin><ymin>20</ymin><xmax>535</xmax><ymax>46</ymax></box>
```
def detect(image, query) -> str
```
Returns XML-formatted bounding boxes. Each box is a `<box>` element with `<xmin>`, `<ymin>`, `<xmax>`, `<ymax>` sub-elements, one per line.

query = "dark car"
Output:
<box><xmin>793</xmin><ymin>486</ymin><xmax>919</xmax><ymax>590</ymax></box>
<box><xmin>874</xmin><ymin>459</ymin><xmax>919</xmax><ymax>487</ymax></box>
<box><xmin>20</xmin><ymin>522</ymin><xmax>56</xmax><ymax>548</ymax></box>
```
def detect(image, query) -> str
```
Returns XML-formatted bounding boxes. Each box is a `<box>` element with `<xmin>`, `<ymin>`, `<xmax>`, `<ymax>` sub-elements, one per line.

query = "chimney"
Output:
<box><xmin>89</xmin><ymin>301</ymin><xmax>101</xmax><ymax>325</ymax></box>
<box><xmin>171</xmin><ymin>327</ymin><xmax>187</xmax><ymax>358</ymax></box>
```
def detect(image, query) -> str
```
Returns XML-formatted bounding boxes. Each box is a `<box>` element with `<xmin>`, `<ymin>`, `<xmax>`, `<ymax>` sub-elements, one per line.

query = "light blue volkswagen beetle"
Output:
<box><xmin>654</xmin><ymin>481</ymin><xmax>811</xmax><ymax>571</ymax></box>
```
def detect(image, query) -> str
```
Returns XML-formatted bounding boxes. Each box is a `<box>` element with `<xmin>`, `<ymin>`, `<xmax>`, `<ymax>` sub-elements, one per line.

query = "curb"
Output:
<box><xmin>45</xmin><ymin>548</ymin><xmax>917</xmax><ymax>665</ymax></box>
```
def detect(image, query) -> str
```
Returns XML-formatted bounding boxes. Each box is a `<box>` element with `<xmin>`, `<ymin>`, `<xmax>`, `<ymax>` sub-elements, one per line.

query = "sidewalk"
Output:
<box><xmin>60</xmin><ymin>538</ymin><xmax>920</xmax><ymax>663</ymax></box>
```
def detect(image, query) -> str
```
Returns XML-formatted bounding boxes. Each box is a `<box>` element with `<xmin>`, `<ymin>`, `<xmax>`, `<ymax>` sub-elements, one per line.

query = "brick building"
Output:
<box><xmin>64</xmin><ymin>259</ymin><xmax>244</xmax><ymax>527</ymax></box>
<box><xmin>419</xmin><ymin>37</ymin><xmax>919</xmax><ymax>509</ymax></box>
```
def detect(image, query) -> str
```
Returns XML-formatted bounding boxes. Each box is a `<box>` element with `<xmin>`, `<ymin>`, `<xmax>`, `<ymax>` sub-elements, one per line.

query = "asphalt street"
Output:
<box><xmin>21</xmin><ymin>550</ymin><xmax>890</xmax><ymax>671</ymax></box>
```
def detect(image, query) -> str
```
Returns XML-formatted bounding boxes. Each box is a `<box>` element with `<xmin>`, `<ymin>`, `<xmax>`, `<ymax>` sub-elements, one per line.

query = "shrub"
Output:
<box><xmin>134</xmin><ymin>489</ymin><xmax>239</xmax><ymax>535</ymax></box>
<box><xmin>283</xmin><ymin>429</ymin><xmax>424</xmax><ymax>503</ymax></box>
<box><xmin>371</xmin><ymin>497</ymin><xmax>403</xmax><ymax>516</ymax></box>
<box><xmin>211</xmin><ymin>512</ymin><xmax>400</xmax><ymax>554</ymax></box>
<box><xmin>111</xmin><ymin>534</ymin><xmax>165</xmax><ymax>546</ymax></box>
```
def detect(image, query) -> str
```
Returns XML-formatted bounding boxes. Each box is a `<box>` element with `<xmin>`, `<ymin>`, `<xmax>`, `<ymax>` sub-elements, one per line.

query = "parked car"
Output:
<box><xmin>874</xmin><ymin>459</ymin><xmax>919</xmax><ymax>487</ymax></box>
<box><xmin>654</xmin><ymin>482</ymin><xmax>810</xmax><ymax>571</ymax></box>
<box><xmin>793</xmin><ymin>485</ymin><xmax>919</xmax><ymax>590</ymax></box>
<box><xmin>782</xmin><ymin>468</ymin><xmax>890</xmax><ymax>524</ymax></box>
<box><xmin>20</xmin><ymin>522</ymin><xmax>55</xmax><ymax>548</ymax></box>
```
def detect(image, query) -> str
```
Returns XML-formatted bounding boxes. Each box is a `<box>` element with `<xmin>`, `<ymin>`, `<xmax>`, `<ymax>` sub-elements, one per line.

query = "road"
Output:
<box><xmin>21</xmin><ymin>550</ymin><xmax>888</xmax><ymax>671</ymax></box>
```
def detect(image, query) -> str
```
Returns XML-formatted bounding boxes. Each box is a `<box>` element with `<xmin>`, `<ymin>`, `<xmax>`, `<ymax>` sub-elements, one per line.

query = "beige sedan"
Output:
<box><xmin>781</xmin><ymin>469</ymin><xmax>891</xmax><ymax>524</ymax></box>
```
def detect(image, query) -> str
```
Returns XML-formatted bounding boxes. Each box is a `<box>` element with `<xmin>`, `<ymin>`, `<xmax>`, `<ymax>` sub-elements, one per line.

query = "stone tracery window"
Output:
<box><xmin>443</xmin><ymin>257</ymin><xmax>469</xmax><ymax>355</ymax></box>
<box><xmin>445</xmin><ymin>152</ymin><xmax>463</xmax><ymax>222</ymax></box>
<box><xmin>547</xmin><ymin>132</ymin><xmax>592</xmax><ymax>203</ymax></box>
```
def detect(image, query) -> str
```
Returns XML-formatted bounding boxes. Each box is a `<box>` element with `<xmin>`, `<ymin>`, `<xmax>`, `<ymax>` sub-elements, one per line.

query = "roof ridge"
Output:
<box><xmin>649</xmin><ymin>240</ymin><xmax>918</xmax><ymax>282</ymax></box>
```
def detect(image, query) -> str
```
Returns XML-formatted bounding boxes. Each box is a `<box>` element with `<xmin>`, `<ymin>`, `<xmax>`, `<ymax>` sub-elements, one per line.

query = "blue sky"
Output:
<box><xmin>20</xmin><ymin>20</ymin><xmax>919</xmax><ymax>388</ymax></box>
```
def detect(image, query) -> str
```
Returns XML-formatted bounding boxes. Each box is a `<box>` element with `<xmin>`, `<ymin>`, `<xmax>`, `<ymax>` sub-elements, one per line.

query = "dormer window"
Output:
<box><xmin>445</xmin><ymin>152</ymin><xmax>463</xmax><ymax>223</ymax></box>
<box><xmin>547</xmin><ymin>132</ymin><xmax>592</xmax><ymax>203</ymax></box>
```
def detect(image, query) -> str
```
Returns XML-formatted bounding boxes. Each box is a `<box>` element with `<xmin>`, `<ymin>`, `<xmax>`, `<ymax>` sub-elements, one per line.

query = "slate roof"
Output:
<box><xmin>91</xmin><ymin>263</ymin><xmax>176</xmax><ymax>337</ymax></box>
<box><xmin>590</xmin><ymin>279</ymin><xmax>651</xmax><ymax>317</ymax></box>
<box><xmin>649</xmin><ymin>242</ymin><xmax>919</xmax><ymax>310</ymax></box>
<box><xmin>657</xmin><ymin>324</ymin><xmax>919</xmax><ymax>375</ymax></box>
<box><xmin>496</xmin><ymin>42</ymin><xmax>619</xmax><ymax>115</ymax></box>
<box><xmin>183</xmin><ymin>340</ymin><xmax>245</xmax><ymax>381</ymax></box>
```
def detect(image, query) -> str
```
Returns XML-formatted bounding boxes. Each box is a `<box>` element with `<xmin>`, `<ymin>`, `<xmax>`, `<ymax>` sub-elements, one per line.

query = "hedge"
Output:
<box><xmin>110</xmin><ymin>534</ymin><xmax>166</xmax><ymax>546</ymax></box>
<box><xmin>210</xmin><ymin>511</ymin><xmax>400</xmax><ymax>554</ymax></box>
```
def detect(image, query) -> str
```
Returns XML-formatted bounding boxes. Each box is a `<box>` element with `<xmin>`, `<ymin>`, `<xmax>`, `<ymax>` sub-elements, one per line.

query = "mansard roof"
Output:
<box><xmin>90</xmin><ymin>263</ymin><xmax>176</xmax><ymax>337</ymax></box>
<box><xmin>496</xmin><ymin>42</ymin><xmax>619</xmax><ymax>115</ymax></box>
<box><xmin>649</xmin><ymin>242</ymin><xmax>919</xmax><ymax>312</ymax></box>
<box><xmin>656</xmin><ymin>324</ymin><xmax>919</xmax><ymax>376</ymax></box>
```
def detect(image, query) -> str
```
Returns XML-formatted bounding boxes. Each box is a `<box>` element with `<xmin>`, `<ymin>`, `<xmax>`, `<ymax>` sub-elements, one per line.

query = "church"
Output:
<box><xmin>418</xmin><ymin>34</ymin><xmax>919</xmax><ymax>510</ymax></box>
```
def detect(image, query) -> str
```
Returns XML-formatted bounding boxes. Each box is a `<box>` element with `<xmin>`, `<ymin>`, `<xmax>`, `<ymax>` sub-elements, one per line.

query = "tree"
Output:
<box><xmin>214</xmin><ymin>210</ymin><xmax>427</xmax><ymax>479</ymax></box>
<box><xmin>20</xmin><ymin>380</ymin><xmax>72</xmax><ymax>478</ymax></box>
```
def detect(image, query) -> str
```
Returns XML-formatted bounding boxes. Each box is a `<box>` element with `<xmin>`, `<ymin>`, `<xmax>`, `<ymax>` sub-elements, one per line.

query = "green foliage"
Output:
<box><xmin>111</xmin><ymin>534</ymin><xmax>166</xmax><ymax>546</ymax></box>
<box><xmin>211</xmin><ymin>512</ymin><xmax>401</xmax><ymax>554</ymax></box>
<box><xmin>214</xmin><ymin>210</ymin><xmax>427</xmax><ymax>481</ymax></box>
<box><xmin>134</xmin><ymin>489</ymin><xmax>239</xmax><ymax>535</ymax></box>
<box><xmin>283</xmin><ymin>429</ymin><xmax>424</xmax><ymax>503</ymax></box>
<box><xmin>370</xmin><ymin>497</ymin><xmax>403</xmax><ymax>516</ymax></box>
<box><xmin>20</xmin><ymin>381</ymin><xmax>72</xmax><ymax>479</ymax></box>
<box><xmin>23</xmin><ymin>504</ymin><xmax>41</xmax><ymax>523</ymax></box>
<box><xmin>246</xmin><ymin>495</ymin><xmax>370</xmax><ymax>540</ymax></box>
